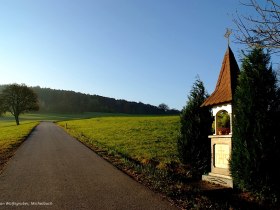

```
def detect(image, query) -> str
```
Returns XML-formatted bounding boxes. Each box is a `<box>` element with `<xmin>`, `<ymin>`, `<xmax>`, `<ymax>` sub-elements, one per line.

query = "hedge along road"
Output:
<box><xmin>0</xmin><ymin>122</ymin><xmax>177</xmax><ymax>210</ymax></box>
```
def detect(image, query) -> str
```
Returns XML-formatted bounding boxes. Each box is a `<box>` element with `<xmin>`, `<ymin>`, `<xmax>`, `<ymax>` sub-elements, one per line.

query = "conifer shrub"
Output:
<box><xmin>177</xmin><ymin>78</ymin><xmax>212</xmax><ymax>178</ymax></box>
<box><xmin>230</xmin><ymin>48</ymin><xmax>280</xmax><ymax>202</ymax></box>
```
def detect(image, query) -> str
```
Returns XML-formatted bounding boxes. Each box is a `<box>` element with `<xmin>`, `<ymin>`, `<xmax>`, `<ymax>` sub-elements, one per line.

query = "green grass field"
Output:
<box><xmin>58</xmin><ymin>116</ymin><xmax>180</xmax><ymax>166</ymax></box>
<box><xmin>1</xmin><ymin>112</ymin><xmax>130</xmax><ymax>122</ymax></box>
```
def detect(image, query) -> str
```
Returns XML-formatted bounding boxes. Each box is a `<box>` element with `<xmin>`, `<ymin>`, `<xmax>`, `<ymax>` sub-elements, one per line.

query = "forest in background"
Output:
<box><xmin>0</xmin><ymin>85</ymin><xmax>179</xmax><ymax>115</ymax></box>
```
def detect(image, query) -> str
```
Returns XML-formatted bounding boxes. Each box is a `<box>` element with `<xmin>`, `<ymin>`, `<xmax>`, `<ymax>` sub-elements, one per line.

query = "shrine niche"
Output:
<box><xmin>216</xmin><ymin>110</ymin><xmax>230</xmax><ymax>135</ymax></box>
<box><xmin>201</xmin><ymin>45</ymin><xmax>239</xmax><ymax>188</ymax></box>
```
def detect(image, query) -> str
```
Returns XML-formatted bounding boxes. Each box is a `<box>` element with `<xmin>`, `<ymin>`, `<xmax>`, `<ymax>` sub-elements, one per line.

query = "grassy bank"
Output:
<box><xmin>1</xmin><ymin>112</ymin><xmax>130</xmax><ymax>122</ymax></box>
<box><xmin>0</xmin><ymin>120</ymin><xmax>39</xmax><ymax>170</ymax></box>
<box><xmin>58</xmin><ymin>116</ymin><xmax>180</xmax><ymax>166</ymax></box>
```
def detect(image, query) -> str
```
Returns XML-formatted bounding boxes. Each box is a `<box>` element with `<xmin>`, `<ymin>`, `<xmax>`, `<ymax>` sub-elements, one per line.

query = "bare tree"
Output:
<box><xmin>234</xmin><ymin>0</ymin><xmax>280</xmax><ymax>53</ymax></box>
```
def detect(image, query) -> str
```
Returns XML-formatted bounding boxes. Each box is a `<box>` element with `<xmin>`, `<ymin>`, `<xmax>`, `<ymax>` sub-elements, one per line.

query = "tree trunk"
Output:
<box><xmin>15</xmin><ymin>114</ymin><xmax>20</xmax><ymax>125</ymax></box>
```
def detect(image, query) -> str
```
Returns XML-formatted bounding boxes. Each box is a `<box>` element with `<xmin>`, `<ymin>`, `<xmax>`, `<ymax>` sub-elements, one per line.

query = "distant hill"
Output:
<box><xmin>0</xmin><ymin>85</ymin><xmax>179</xmax><ymax>115</ymax></box>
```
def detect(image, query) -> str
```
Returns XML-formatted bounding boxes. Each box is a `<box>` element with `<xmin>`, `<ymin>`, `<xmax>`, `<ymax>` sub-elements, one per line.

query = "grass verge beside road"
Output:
<box><xmin>57</xmin><ymin>116</ymin><xmax>180</xmax><ymax>166</ymax></box>
<box><xmin>0</xmin><ymin>120</ymin><xmax>39</xmax><ymax>171</ymax></box>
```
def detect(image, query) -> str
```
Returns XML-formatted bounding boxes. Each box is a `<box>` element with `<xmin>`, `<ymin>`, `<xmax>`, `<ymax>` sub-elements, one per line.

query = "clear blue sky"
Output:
<box><xmin>0</xmin><ymin>0</ymin><xmax>251</xmax><ymax>110</ymax></box>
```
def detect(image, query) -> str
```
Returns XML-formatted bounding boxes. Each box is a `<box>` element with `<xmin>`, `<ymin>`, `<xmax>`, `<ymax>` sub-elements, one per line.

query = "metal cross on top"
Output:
<box><xmin>224</xmin><ymin>28</ymin><xmax>232</xmax><ymax>46</ymax></box>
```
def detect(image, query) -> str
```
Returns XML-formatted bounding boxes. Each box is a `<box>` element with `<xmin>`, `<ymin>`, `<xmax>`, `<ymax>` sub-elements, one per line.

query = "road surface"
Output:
<box><xmin>0</xmin><ymin>122</ymin><xmax>177</xmax><ymax>210</ymax></box>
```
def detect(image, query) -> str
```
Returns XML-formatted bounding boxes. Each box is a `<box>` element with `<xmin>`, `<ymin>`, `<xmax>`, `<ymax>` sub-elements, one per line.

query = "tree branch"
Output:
<box><xmin>234</xmin><ymin>0</ymin><xmax>280</xmax><ymax>54</ymax></box>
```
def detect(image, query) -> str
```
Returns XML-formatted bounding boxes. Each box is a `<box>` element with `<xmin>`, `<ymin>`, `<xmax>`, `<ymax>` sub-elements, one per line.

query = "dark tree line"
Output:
<box><xmin>0</xmin><ymin>85</ymin><xmax>179</xmax><ymax>115</ymax></box>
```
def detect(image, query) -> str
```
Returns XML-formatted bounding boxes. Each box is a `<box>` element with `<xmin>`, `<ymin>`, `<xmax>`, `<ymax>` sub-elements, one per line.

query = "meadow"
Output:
<box><xmin>57</xmin><ymin>116</ymin><xmax>181</xmax><ymax>167</ymax></box>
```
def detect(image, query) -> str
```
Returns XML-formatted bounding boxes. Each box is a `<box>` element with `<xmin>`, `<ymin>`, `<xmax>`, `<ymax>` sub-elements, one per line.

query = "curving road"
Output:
<box><xmin>0</xmin><ymin>122</ymin><xmax>177</xmax><ymax>210</ymax></box>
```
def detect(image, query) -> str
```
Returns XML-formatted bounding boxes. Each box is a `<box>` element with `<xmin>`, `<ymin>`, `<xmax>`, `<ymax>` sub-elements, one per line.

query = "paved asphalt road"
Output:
<box><xmin>0</xmin><ymin>122</ymin><xmax>178</xmax><ymax>210</ymax></box>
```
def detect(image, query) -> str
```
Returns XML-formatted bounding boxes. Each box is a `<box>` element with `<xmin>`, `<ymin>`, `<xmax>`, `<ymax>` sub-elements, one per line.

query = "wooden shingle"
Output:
<box><xmin>201</xmin><ymin>47</ymin><xmax>239</xmax><ymax>107</ymax></box>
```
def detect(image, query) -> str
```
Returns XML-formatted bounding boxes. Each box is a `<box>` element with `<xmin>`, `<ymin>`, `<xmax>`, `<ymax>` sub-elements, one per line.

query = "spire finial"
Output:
<box><xmin>224</xmin><ymin>28</ymin><xmax>232</xmax><ymax>46</ymax></box>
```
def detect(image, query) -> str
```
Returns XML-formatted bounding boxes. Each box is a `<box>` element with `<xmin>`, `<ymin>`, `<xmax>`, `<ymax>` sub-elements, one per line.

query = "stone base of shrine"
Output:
<box><xmin>202</xmin><ymin>173</ymin><xmax>233</xmax><ymax>188</ymax></box>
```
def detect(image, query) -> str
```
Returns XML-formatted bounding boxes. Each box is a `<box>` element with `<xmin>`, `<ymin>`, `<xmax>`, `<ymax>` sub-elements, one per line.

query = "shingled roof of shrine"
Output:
<box><xmin>201</xmin><ymin>47</ymin><xmax>239</xmax><ymax>107</ymax></box>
